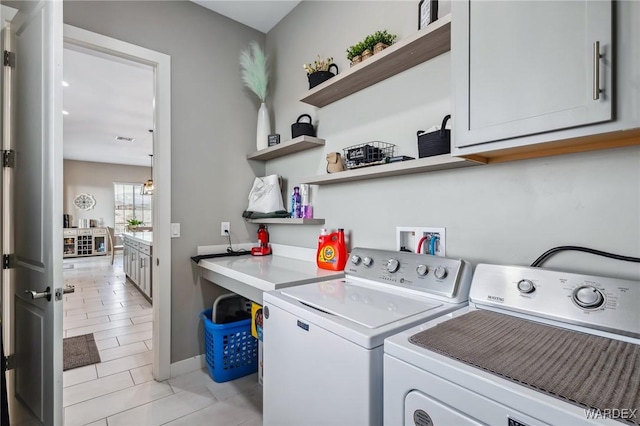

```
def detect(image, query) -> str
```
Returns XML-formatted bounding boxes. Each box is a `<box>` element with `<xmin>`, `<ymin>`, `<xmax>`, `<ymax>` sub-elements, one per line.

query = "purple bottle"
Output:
<box><xmin>291</xmin><ymin>186</ymin><xmax>302</xmax><ymax>218</ymax></box>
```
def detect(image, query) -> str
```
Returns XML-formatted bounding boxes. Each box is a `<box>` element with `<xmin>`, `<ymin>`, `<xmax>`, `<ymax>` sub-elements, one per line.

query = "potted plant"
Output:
<box><xmin>347</xmin><ymin>30</ymin><xmax>398</xmax><ymax>66</ymax></box>
<box><xmin>346</xmin><ymin>42</ymin><xmax>366</xmax><ymax>66</ymax></box>
<box><xmin>361</xmin><ymin>34</ymin><xmax>375</xmax><ymax>60</ymax></box>
<box><xmin>127</xmin><ymin>218</ymin><xmax>143</xmax><ymax>231</ymax></box>
<box><xmin>370</xmin><ymin>30</ymin><xmax>397</xmax><ymax>54</ymax></box>
<box><xmin>303</xmin><ymin>55</ymin><xmax>339</xmax><ymax>89</ymax></box>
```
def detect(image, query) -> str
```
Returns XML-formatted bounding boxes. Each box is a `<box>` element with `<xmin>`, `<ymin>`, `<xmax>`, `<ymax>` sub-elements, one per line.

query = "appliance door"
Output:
<box><xmin>405</xmin><ymin>391</ymin><xmax>482</xmax><ymax>425</ymax></box>
<box><xmin>263</xmin><ymin>302</ymin><xmax>383</xmax><ymax>426</ymax></box>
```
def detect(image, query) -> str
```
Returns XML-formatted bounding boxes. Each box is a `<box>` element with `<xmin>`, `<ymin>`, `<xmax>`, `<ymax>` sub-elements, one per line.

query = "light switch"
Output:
<box><xmin>171</xmin><ymin>223</ymin><xmax>180</xmax><ymax>238</ymax></box>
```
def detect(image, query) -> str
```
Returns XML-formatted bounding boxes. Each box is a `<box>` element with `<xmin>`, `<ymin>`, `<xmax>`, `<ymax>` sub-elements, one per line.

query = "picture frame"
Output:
<box><xmin>418</xmin><ymin>0</ymin><xmax>439</xmax><ymax>30</ymax></box>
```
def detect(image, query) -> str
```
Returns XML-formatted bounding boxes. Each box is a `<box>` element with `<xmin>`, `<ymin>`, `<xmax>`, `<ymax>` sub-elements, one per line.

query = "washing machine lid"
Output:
<box><xmin>280</xmin><ymin>280</ymin><xmax>442</xmax><ymax>329</ymax></box>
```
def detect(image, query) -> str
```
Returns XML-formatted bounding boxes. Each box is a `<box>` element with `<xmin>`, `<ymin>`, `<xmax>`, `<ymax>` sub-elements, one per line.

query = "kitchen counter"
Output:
<box><xmin>122</xmin><ymin>231</ymin><xmax>153</xmax><ymax>246</ymax></box>
<box><xmin>197</xmin><ymin>244</ymin><xmax>344</xmax><ymax>304</ymax></box>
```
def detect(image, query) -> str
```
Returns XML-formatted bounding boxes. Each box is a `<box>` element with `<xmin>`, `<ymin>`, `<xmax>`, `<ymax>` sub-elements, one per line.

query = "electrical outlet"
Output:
<box><xmin>221</xmin><ymin>222</ymin><xmax>230</xmax><ymax>236</ymax></box>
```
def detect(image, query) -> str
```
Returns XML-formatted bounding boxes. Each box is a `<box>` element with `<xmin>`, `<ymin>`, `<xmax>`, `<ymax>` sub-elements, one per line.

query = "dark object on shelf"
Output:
<box><xmin>268</xmin><ymin>134</ymin><xmax>280</xmax><ymax>147</ymax></box>
<box><xmin>417</xmin><ymin>114</ymin><xmax>451</xmax><ymax>158</ymax></box>
<box><xmin>326</xmin><ymin>152</ymin><xmax>346</xmax><ymax>173</ymax></box>
<box><xmin>418</xmin><ymin>0</ymin><xmax>439</xmax><ymax>29</ymax></box>
<box><xmin>308</xmin><ymin>64</ymin><xmax>338</xmax><ymax>89</ymax></box>
<box><xmin>291</xmin><ymin>114</ymin><xmax>315</xmax><ymax>139</ymax></box>
<box><xmin>343</xmin><ymin>141</ymin><xmax>395</xmax><ymax>169</ymax></box>
<box><xmin>242</xmin><ymin>209</ymin><xmax>290</xmax><ymax>220</ymax></box>
<box><xmin>190</xmin><ymin>251</ymin><xmax>251</xmax><ymax>264</ymax></box>
<box><xmin>63</xmin><ymin>214</ymin><xmax>70</xmax><ymax>228</ymax></box>
<box><xmin>386</xmin><ymin>155</ymin><xmax>415</xmax><ymax>163</ymax></box>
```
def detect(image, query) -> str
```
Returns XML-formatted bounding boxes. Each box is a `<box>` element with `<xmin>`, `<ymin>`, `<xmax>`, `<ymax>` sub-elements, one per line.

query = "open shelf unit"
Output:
<box><xmin>247</xmin><ymin>135</ymin><xmax>325</xmax><ymax>161</ymax></box>
<box><xmin>299</xmin><ymin>155</ymin><xmax>486</xmax><ymax>185</ymax></box>
<box><xmin>245</xmin><ymin>218</ymin><xmax>325</xmax><ymax>225</ymax></box>
<box><xmin>300</xmin><ymin>15</ymin><xmax>451</xmax><ymax>108</ymax></box>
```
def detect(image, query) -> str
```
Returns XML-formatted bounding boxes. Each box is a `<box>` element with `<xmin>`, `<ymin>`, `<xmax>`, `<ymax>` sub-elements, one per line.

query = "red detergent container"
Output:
<box><xmin>316</xmin><ymin>228</ymin><xmax>347</xmax><ymax>271</ymax></box>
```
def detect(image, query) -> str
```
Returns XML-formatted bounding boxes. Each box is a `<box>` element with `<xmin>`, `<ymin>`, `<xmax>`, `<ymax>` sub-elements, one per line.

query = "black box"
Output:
<box><xmin>268</xmin><ymin>134</ymin><xmax>280</xmax><ymax>147</ymax></box>
<box><xmin>417</xmin><ymin>115</ymin><xmax>451</xmax><ymax>158</ymax></box>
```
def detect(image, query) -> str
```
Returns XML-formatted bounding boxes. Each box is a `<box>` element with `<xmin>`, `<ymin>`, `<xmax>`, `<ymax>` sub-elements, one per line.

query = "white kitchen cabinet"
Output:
<box><xmin>63</xmin><ymin>227</ymin><xmax>108</xmax><ymax>258</ymax></box>
<box><xmin>123</xmin><ymin>234</ymin><xmax>152</xmax><ymax>300</ymax></box>
<box><xmin>452</xmin><ymin>0</ymin><xmax>640</xmax><ymax>161</ymax></box>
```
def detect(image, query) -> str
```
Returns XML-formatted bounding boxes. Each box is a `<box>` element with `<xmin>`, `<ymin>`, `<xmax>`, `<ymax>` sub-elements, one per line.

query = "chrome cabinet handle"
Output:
<box><xmin>25</xmin><ymin>286</ymin><xmax>51</xmax><ymax>301</ymax></box>
<box><xmin>593</xmin><ymin>41</ymin><xmax>601</xmax><ymax>100</ymax></box>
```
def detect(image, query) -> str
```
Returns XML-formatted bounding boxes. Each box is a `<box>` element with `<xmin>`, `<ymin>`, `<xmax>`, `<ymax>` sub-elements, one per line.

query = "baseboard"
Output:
<box><xmin>170</xmin><ymin>354</ymin><xmax>206</xmax><ymax>378</ymax></box>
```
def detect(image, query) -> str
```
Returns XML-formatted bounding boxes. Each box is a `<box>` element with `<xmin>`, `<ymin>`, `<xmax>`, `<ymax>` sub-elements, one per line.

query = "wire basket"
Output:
<box><xmin>343</xmin><ymin>141</ymin><xmax>395</xmax><ymax>170</ymax></box>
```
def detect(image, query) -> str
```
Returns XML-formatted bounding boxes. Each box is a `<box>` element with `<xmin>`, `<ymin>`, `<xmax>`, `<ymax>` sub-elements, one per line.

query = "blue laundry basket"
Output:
<box><xmin>200</xmin><ymin>308</ymin><xmax>257</xmax><ymax>383</ymax></box>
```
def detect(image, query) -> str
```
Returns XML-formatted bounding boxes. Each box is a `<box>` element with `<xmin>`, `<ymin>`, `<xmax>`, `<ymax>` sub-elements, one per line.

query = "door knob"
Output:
<box><xmin>25</xmin><ymin>286</ymin><xmax>51</xmax><ymax>301</ymax></box>
<box><xmin>63</xmin><ymin>285</ymin><xmax>75</xmax><ymax>294</ymax></box>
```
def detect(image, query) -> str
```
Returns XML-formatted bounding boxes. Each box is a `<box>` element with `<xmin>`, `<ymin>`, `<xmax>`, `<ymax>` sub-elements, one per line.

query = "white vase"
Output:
<box><xmin>256</xmin><ymin>102</ymin><xmax>270</xmax><ymax>151</ymax></box>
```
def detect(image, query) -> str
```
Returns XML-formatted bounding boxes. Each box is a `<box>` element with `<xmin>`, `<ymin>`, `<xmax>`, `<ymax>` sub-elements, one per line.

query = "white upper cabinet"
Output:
<box><xmin>451</xmin><ymin>1</ymin><xmax>640</xmax><ymax>160</ymax></box>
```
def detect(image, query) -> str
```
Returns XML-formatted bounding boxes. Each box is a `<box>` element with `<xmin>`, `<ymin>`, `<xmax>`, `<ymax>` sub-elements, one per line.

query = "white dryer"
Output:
<box><xmin>263</xmin><ymin>247</ymin><xmax>473</xmax><ymax>426</ymax></box>
<box><xmin>384</xmin><ymin>263</ymin><xmax>640</xmax><ymax>425</ymax></box>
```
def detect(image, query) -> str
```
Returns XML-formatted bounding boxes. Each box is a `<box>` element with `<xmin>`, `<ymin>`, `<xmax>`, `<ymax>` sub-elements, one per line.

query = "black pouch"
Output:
<box><xmin>417</xmin><ymin>114</ymin><xmax>451</xmax><ymax>158</ymax></box>
<box><xmin>291</xmin><ymin>114</ymin><xmax>315</xmax><ymax>139</ymax></box>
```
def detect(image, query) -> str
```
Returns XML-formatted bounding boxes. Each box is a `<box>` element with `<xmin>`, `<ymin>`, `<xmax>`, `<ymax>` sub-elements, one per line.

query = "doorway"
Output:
<box><xmin>63</xmin><ymin>25</ymin><xmax>172</xmax><ymax>387</ymax></box>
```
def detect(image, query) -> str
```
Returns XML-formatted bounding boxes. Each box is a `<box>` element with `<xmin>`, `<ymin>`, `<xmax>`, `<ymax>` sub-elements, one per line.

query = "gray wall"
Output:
<box><xmin>63</xmin><ymin>0</ymin><xmax>640</xmax><ymax>364</ymax></box>
<box><xmin>264</xmin><ymin>1</ymin><xmax>640</xmax><ymax>280</ymax></box>
<box><xmin>63</xmin><ymin>159</ymin><xmax>149</xmax><ymax>228</ymax></box>
<box><xmin>64</xmin><ymin>0</ymin><xmax>266</xmax><ymax>362</ymax></box>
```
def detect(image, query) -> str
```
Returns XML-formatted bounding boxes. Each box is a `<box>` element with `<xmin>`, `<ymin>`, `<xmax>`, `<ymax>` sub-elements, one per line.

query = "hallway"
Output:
<box><xmin>61</xmin><ymin>255</ymin><xmax>262</xmax><ymax>426</ymax></box>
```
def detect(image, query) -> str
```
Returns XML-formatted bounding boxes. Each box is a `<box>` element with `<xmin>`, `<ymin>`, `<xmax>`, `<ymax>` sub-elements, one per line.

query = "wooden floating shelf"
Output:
<box><xmin>247</xmin><ymin>135</ymin><xmax>325</xmax><ymax>161</ymax></box>
<box><xmin>245</xmin><ymin>218</ymin><xmax>325</xmax><ymax>225</ymax></box>
<box><xmin>299</xmin><ymin>155</ymin><xmax>486</xmax><ymax>185</ymax></box>
<box><xmin>300</xmin><ymin>14</ymin><xmax>451</xmax><ymax>108</ymax></box>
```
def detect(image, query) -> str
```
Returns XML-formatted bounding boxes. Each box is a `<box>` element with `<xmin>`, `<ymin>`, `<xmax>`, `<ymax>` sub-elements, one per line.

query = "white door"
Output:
<box><xmin>2</xmin><ymin>1</ymin><xmax>63</xmax><ymax>425</ymax></box>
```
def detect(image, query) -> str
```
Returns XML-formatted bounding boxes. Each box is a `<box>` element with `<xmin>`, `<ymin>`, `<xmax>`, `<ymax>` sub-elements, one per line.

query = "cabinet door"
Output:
<box><xmin>453</xmin><ymin>0</ymin><xmax>612</xmax><ymax>148</ymax></box>
<box><xmin>140</xmin><ymin>254</ymin><xmax>152</xmax><ymax>298</ymax></box>
<box><xmin>123</xmin><ymin>244</ymin><xmax>130</xmax><ymax>277</ymax></box>
<box><xmin>130</xmin><ymin>249</ymin><xmax>139</xmax><ymax>285</ymax></box>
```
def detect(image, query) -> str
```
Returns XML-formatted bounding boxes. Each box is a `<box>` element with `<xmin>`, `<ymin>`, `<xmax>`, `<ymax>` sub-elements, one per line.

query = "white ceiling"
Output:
<box><xmin>191</xmin><ymin>1</ymin><xmax>300</xmax><ymax>33</ymax></box>
<box><xmin>63</xmin><ymin>45</ymin><xmax>155</xmax><ymax>167</ymax></box>
<box><xmin>63</xmin><ymin>1</ymin><xmax>298</xmax><ymax>167</ymax></box>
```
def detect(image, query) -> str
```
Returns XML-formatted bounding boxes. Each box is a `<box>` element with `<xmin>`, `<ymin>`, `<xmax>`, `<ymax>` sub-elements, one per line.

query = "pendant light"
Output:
<box><xmin>141</xmin><ymin>154</ymin><xmax>154</xmax><ymax>195</ymax></box>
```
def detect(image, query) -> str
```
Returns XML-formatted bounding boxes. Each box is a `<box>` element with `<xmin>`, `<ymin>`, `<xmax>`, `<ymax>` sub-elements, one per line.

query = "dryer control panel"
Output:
<box><xmin>345</xmin><ymin>248</ymin><xmax>472</xmax><ymax>304</ymax></box>
<box><xmin>469</xmin><ymin>264</ymin><xmax>640</xmax><ymax>338</ymax></box>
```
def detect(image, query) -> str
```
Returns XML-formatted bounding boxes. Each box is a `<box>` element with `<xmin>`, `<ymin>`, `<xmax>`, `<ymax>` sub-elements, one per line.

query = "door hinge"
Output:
<box><xmin>3</xmin><ymin>254</ymin><xmax>12</xmax><ymax>269</ymax></box>
<box><xmin>3</xmin><ymin>50</ymin><xmax>14</xmax><ymax>67</ymax></box>
<box><xmin>2</xmin><ymin>150</ymin><xmax>15</xmax><ymax>168</ymax></box>
<box><xmin>3</xmin><ymin>355</ymin><xmax>14</xmax><ymax>371</ymax></box>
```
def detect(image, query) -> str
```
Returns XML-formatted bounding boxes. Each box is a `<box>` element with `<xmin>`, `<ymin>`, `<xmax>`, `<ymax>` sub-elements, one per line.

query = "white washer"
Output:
<box><xmin>262</xmin><ymin>247</ymin><xmax>473</xmax><ymax>426</ymax></box>
<box><xmin>384</xmin><ymin>264</ymin><xmax>640</xmax><ymax>426</ymax></box>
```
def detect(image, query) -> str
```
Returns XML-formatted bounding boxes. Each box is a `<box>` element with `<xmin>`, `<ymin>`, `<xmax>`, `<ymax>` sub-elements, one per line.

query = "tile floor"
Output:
<box><xmin>62</xmin><ymin>255</ymin><xmax>262</xmax><ymax>426</ymax></box>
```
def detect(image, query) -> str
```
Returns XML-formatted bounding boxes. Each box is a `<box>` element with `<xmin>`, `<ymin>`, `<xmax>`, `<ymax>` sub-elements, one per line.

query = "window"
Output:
<box><xmin>114</xmin><ymin>183</ymin><xmax>152</xmax><ymax>234</ymax></box>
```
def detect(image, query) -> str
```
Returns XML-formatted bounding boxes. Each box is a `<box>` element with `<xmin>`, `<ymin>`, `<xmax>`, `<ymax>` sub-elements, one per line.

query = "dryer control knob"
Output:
<box><xmin>416</xmin><ymin>264</ymin><xmax>429</xmax><ymax>276</ymax></box>
<box><xmin>363</xmin><ymin>257</ymin><xmax>374</xmax><ymax>267</ymax></box>
<box><xmin>351</xmin><ymin>255</ymin><xmax>362</xmax><ymax>265</ymax></box>
<box><xmin>386</xmin><ymin>259</ymin><xmax>400</xmax><ymax>273</ymax></box>
<box><xmin>517</xmin><ymin>279</ymin><xmax>535</xmax><ymax>294</ymax></box>
<box><xmin>573</xmin><ymin>286</ymin><xmax>605</xmax><ymax>309</ymax></box>
<box><xmin>434</xmin><ymin>266</ymin><xmax>447</xmax><ymax>279</ymax></box>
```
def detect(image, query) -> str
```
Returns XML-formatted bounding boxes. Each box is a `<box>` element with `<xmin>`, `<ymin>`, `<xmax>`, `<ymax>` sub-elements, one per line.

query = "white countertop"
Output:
<box><xmin>122</xmin><ymin>231</ymin><xmax>153</xmax><ymax>245</ymax></box>
<box><xmin>197</xmin><ymin>243</ymin><xmax>344</xmax><ymax>304</ymax></box>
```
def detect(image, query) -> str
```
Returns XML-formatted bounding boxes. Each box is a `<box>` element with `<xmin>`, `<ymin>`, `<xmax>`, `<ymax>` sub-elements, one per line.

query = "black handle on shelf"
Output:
<box><xmin>296</xmin><ymin>114</ymin><xmax>312</xmax><ymax>124</ymax></box>
<box><xmin>440</xmin><ymin>114</ymin><xmax>451</xmax><ymax>136</ymax></box>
